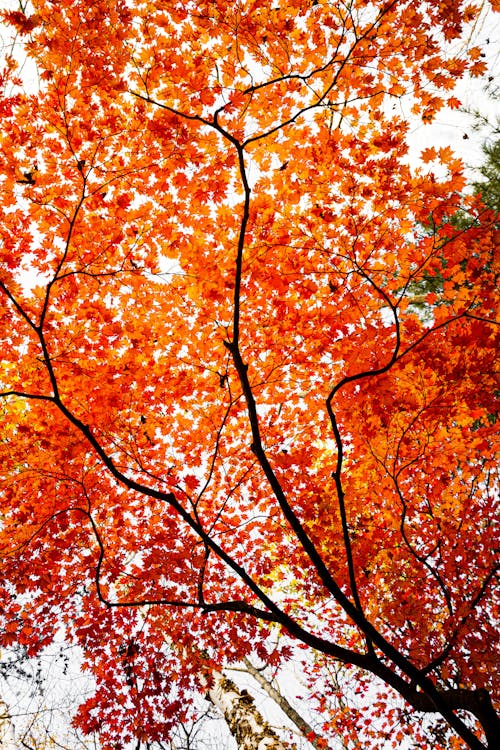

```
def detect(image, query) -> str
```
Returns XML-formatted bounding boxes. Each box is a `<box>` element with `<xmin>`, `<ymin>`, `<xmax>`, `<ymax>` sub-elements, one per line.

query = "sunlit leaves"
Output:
<box><xmin>0</xmin><ymin>1</ymin><xmax>498</xmax><ymax>748</ymax></box>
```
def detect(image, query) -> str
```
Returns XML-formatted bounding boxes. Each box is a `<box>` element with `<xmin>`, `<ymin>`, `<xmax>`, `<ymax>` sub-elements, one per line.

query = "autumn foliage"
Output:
<box><xmin>0</xmin><ymin>1</ymin><xmax>498</xmax><ymax>748</ymax></box>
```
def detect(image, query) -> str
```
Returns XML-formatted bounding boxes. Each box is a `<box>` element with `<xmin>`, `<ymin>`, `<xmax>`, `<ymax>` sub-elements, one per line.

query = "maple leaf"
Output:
<box><xmin>0</xmin><ymin>2</ymin><xmax>498</xmax><ymax>750</ymax></box>
<box><xmin>2</xmin><ymin>10</ymin><xmax>41</xmax><ymax>35</ymax></box>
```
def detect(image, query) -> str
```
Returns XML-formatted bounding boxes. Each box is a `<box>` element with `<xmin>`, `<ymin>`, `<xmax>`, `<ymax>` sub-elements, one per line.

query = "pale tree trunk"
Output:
<box><xmin>242</xmin><ymin>658</ymin><xmax>327</xmax><ymax>750</ymax></box>
<box><xmin>0</xmin><ymin>698</ymin><xmax>16</xmax><ymax>750</ymax></box>
<box><xmin>208</xmin><ymin>672</ymin><xmax>297</xmax><ymax>750</ymax></box>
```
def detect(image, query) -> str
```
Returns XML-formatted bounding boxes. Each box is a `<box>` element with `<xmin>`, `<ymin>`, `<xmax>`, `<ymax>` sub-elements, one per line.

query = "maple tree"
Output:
<box><xmin>0</xmin><ymin>1</ymin><xmax>499</xmax><ymax>748</ymax></box>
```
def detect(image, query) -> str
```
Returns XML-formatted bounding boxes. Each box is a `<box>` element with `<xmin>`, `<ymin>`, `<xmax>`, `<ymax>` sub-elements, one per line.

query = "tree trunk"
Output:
<box><xmin>242</xmin><ymin>658</ymin><xmax>327</xmax><ymax>750</ymax></box>
<box><xmin>208</xmin><ymin>672</ymin><xmax>297</xmax><ymax>750</ymax></box>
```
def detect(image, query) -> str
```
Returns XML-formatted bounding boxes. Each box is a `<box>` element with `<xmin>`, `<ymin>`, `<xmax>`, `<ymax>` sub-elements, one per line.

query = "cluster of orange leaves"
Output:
<box><xmin>0</xmin><ymin>1</ymin><xmax>498</xmax><ymax>748</ymax></box>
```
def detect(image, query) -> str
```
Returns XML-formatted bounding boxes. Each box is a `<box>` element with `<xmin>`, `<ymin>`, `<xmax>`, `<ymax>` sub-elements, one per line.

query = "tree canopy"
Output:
<box><xmin>0</xmin><ymin>1</ymin><xmax>498</xmax><ymax>748</ymax></box>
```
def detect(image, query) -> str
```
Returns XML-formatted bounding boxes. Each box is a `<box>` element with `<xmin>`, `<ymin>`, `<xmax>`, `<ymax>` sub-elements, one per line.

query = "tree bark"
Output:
<box><xmin>208</xmin><ymin>672</ymin><xmax>297</xmax><ymax>750</ymax></box>
<box><xmin>407</xmin><ymin>687</ymin><xmax>500</xmax><ymax>750</ymax></box>
<box><xmin>242</xmin><ymin>658</ymin><xmax>327</xmax><ymax>750</ymax></box>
